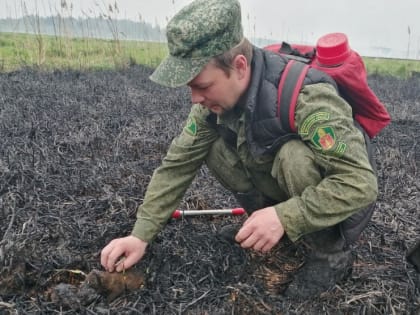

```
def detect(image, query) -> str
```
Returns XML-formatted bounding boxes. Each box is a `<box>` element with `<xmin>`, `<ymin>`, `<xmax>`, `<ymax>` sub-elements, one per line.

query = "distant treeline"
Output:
<box><xmin>0</xmin><ymin>16</ymin><xmax>166</xmax><ymax>42</ymax></box>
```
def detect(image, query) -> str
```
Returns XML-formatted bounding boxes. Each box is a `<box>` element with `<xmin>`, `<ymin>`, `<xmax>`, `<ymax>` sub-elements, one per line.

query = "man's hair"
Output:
<box><xmin>211</xmin><ymin>38</ymin><xmax>253</xmax><ymax>76</ymax></box>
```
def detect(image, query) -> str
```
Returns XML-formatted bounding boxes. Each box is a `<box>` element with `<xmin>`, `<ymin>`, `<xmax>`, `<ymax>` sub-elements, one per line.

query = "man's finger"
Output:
<box><xmin>100</xmin><ymin>243</ymin><xmax>114</xmax><ymax>270</ymax></box>
<box><xmin>106</xmin><ymin>248</ymin><xmax>125</xmax><ymax>272</ymax></box>
<box><xmin>235</xmin><ymin>224</ymin><xmax>253</xmax><ymax>243</ymax></box>
<box><xmin>238</xmin><ymin>232</ymin><xmax>260</xmax><ymax>249</ymax></box>
<box><xmin>252</xmin><ymin>239</ymin><xmax>268</xmax><ymax>252</ymax></box>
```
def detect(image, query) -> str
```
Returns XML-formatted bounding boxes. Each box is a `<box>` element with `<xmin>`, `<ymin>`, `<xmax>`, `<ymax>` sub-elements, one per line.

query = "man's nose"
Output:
<box><xmin>191</xmin><ymin>88</ymin><xmax>205</xmax><ymax>104</ymax></box>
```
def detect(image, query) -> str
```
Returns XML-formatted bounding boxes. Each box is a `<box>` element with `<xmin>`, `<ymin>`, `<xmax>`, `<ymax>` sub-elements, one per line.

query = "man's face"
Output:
<box><xmin>187</xmin><ymin>59</ymin><xmax>247</xmax><ymax>115</ymax></box>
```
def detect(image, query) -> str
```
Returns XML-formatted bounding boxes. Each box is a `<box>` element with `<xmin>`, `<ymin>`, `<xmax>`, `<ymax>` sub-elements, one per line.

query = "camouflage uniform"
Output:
<box><xmin>132</xmin><ymin>81</ymin><xmax>377</xmax><ymax>243</ymax></box>
<box><xmin>131</xmin><ymin>0</ymin><xmax>379</xmax><ymax>299</ymax></box>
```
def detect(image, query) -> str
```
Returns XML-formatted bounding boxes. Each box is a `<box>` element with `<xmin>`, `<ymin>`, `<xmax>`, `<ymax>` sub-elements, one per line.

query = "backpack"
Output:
<box><xmin>264</xmin><ymin>32</ymin><xmax>391</xmax><ymax>138</ymax></box>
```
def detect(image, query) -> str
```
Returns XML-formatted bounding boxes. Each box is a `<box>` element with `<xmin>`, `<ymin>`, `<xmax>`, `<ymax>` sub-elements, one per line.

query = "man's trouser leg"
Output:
<box><xmin>205</xmin><ymin>138</ymin><xmax>276</xmax><ymax>214</ymax></box>
<box><xmin>273</xmin><ymin>138</ymin><xmax>377</xmax><ymax>298</ymax></box>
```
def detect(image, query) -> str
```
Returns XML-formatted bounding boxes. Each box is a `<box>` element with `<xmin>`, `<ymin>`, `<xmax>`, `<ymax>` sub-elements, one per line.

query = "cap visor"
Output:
<box><xmin>150</xmin><ymin>55</ymin><xmax>210</xmax><ymax>88</ymax></box>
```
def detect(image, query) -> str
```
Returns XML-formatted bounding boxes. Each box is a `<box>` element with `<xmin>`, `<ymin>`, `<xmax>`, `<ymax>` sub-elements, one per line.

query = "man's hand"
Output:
<box><xmin>101</xmin><ymin>235</ymin><xmax>148</xmax><ymax>272</ymax></box>
<box><xmin>235</xmin><ymin>206</ymin><xmax>284</xmax><ymax>252</ymax></box>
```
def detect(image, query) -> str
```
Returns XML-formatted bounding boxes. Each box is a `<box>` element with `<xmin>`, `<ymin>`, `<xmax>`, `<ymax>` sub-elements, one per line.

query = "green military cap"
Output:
<box><xmin>150</xmin><ymin>0</ymin><xmax>243</xmax><ymax>88</ymax></box>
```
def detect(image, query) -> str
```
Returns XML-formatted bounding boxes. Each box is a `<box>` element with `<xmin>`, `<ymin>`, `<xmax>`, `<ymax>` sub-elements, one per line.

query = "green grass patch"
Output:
<box><xmin>364</xmin><ymin>57</ymin><xmax>420</xmax><ymax>78</ymax></box>
<box><xmin>0</xmin><ymin>32</ymin><xmax>168</xmax><ymax>72</ymax></box>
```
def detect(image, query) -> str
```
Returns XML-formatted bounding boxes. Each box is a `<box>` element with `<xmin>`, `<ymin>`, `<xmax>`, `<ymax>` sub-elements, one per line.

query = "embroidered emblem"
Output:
<box><xmin>311</xmin><ymin>126</ymin><xmax>336</xmax><ymax>151</ymax></box>
<box><xmin>300</xmin><ymin>112</ymin><xmax>330</xmax><ymax>135</ymax></box>
<box><xmin>184</xmin><ymin>116</ymin><xmax>197</xmax><ymax>136</ymax></box>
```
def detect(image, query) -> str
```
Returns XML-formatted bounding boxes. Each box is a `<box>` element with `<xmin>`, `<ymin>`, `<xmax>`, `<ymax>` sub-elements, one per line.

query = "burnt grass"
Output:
<box><xmin>0</xmin><ymin>65</ymin><xmax>419</xmax><ymax>315</ymax></box>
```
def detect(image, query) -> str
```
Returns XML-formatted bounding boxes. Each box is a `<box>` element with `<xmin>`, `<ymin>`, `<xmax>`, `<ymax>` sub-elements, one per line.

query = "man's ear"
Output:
<box><xmin>233</xmin><ymin>55</ymin><xmax>248</xmax><ymax>79</ymax></box>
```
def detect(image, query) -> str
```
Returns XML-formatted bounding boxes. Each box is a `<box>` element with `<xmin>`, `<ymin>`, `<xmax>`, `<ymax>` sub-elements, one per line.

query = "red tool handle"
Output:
<box><xmin>231</xmin><ymin>208</ymin><xmax>246</xmax><ymax>215</ymax></box>
<box><xmin>172</xmin><ymin>210</ymin><xmax>182</xmax><ymax>219</ymax></box>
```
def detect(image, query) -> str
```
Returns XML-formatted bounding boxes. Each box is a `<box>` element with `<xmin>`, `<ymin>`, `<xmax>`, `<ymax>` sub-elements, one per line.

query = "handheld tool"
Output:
<box><xmin>172</xmin><ymin>207</ymin><xmax>245</xmax><ymax>219</ymax></box>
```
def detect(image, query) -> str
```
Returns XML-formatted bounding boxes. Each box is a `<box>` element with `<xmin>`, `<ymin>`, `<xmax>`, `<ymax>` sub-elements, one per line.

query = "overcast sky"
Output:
<box><xmin>1</xmin><ymin>0</ymin><xmax>420</xmax><ymax>58</ymax></box>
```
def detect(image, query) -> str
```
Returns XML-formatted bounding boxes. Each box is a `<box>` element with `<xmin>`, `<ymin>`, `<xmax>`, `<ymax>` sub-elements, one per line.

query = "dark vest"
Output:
<box><xmin>207</xmin><ymin>48</ymin><xmax>376</xmax><ymax>243</ymax></box>
<box><xmin>208</xmin><ymin>47</ymin><xmax>336</xmax><ymax>158</ymax></box>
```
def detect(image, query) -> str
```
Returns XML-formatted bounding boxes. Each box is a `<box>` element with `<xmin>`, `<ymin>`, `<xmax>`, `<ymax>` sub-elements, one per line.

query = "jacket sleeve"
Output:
<box><xmin>275</xmin><ymin>83</ymin><xmax>378</xmax><ymax>242</ymax></box>
<box><xmin>131</xmin><ymin>104</ymin><xmax>218</xmax><ymax>242</ymax></box>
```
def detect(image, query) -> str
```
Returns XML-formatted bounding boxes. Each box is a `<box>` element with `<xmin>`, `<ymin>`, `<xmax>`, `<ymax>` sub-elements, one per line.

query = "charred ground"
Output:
<box><xmin>0</xmin><ymin>66</ymin><xmax>419</xmax><ymax>314</ymax></box>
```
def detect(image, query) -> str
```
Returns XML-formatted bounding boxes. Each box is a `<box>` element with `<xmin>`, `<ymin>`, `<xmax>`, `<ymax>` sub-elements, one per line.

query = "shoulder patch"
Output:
<box><xmin>184</xmin><ymin>116</ymin><xmax>197</xmax><ymax>136</ymax></box>
<box><xmin>299</xmin><ymin>112</ymin><xmax>330</xmax><ymax>135</ymax></box>
<box><xmin>311</xmin><ymin>126</ymin><xmax>336</xmax><ymax>151</ymax></box>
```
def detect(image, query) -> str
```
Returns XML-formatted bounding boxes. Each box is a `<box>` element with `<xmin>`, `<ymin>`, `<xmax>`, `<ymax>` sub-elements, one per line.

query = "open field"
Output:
<box><xmin>0</xmin><ymin>32</ymin><xmax>168</xmax><ymax>72</ymax></box>
<box><xmin>0</xmin><ymin>65</ymin><xmax>419</xmax><ymax>314</ymax></box>
<box><xmin>364</xmin><ymin>57</ymin><xmax>420</xmax><ymax>78</ymax></box>
<box><xmin>1</xmin><ymin>32</ymin><xmax>420</xmax><ymax>77</ymax></box>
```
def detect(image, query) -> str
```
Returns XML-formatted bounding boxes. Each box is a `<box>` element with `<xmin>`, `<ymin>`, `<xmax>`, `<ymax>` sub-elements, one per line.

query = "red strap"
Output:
<box><xmin>277</xmin><ymin>60</ymin><xmax>310</xmax><ymax>133</ymax></box>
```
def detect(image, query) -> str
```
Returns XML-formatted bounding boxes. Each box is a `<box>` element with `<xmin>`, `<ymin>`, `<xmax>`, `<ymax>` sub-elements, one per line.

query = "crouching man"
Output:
<box><xmin>101</xmin><ymin>0</ymin><xmax>378</xmax><ymax>299</ymax></box>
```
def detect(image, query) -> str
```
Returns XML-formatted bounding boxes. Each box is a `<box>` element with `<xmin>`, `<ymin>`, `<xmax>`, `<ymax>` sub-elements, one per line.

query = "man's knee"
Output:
<box><xmin>276</xmin><ymin>140</ymin><xmax>316</xmax><ymax>171</ymax></box>
<box><xmin>205</xmin><ymin>138</ymin><xmax>252</xmax><ymax>192</ymax></box>
<box><xmin>272</xmin><ymin>140</ymin><xmax>322</xmax><ymax>196</ymax></box>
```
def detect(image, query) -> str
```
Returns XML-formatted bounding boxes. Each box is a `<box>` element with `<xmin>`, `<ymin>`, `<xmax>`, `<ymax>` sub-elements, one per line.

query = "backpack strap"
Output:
<box><xmin>277</xmin><ymin>60</ymin><xmax>310</xmax><ymax>133</ymax></box>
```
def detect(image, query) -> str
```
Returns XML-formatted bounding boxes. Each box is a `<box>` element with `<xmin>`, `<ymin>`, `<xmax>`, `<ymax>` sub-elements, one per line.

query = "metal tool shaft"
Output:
<box><xmin>172</xmin><ymin>208</ymin><xmax>245</xmax><ymax>219</ymax></box>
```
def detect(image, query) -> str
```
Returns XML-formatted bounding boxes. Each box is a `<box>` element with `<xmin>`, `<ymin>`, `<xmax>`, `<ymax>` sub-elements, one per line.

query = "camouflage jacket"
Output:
<box><xmin>132</xmin><ymin>51</ymin><xmax>378</xmax><ymax>243</ymax></box>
